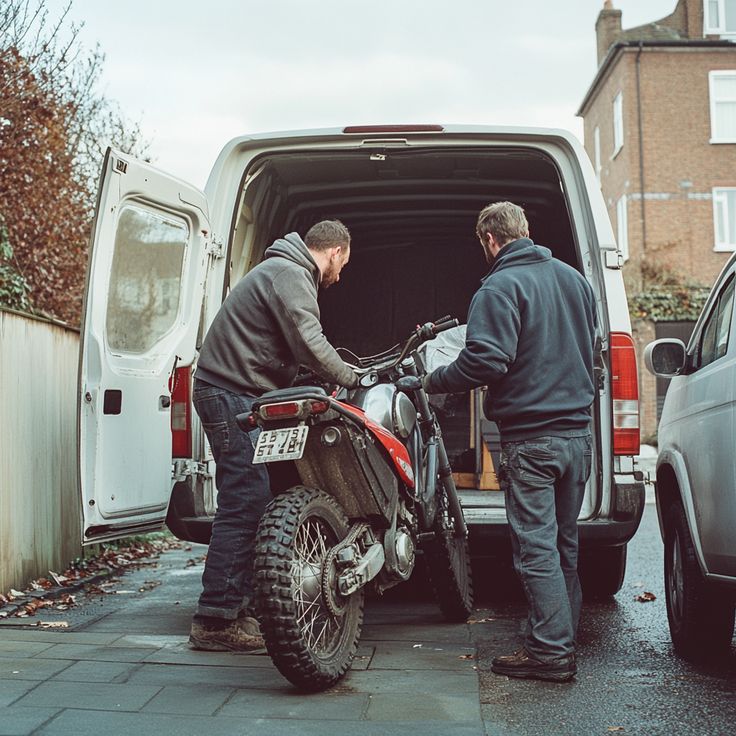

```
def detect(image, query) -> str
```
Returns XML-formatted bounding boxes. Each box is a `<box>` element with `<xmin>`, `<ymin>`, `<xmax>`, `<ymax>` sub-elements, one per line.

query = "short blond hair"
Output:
<box><xmin>476</xmin><ymin>201</ymin><xmax>529</xmax><ymax>246</ymax></box>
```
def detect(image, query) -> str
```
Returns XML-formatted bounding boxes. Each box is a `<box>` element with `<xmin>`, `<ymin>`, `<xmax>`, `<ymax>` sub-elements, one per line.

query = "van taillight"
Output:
<box><xmin>610</xmin><ymin>332</ymin><xmax>640</xmax><ymax>455</ymax></box>
<box><xmin>170</xmin><ymin>366</ymin><xmax>191</xmax><ymax>458</ymax></box>
<box><xmin>342</xmin><ymin>124</ymin><xmax>444</xmax><ymax>134</ymax></box>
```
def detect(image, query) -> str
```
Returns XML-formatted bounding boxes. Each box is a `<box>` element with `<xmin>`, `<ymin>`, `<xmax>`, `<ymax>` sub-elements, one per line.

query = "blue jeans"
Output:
<box><xmin>499</xmin><ymin>433</ymin><xmax>592</xmax><ymax>661</ymax></box>
<box><xmin>192</xmin><ymin>380</ymin><xmax>271</xmax><ymax>620</ymax></box>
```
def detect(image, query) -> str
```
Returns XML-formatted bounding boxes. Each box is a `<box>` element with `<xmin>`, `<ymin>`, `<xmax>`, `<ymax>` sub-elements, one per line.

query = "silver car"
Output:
<box><xmin>645</xmin><ymin>252</ymin><xmax>736</xmax><ymax>656</ymax></box>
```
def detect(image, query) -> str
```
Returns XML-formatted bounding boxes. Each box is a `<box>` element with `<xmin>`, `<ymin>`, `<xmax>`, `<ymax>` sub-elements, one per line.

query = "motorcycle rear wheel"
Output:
<box><xmin>424</xmin><ymin>489</ymin><xmax>474</xmax><ymax>622</ymax></box>
<box><xmin>254</xmin><ymin>485</ymin><xmax>364</xmax><ymax>691</ymax></box>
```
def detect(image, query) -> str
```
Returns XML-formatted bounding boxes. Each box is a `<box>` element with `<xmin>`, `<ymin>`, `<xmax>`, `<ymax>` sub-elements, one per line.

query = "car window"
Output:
<box><xmin>696</xmin><ymin>275</ymin><xmax>735</xmax><ymax>369</ymax></box>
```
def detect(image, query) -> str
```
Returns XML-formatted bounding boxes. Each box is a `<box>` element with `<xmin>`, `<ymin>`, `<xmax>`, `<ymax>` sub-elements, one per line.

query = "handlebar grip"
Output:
<box><xmin>433</xmin><ymin>318</ymin><xmax>460</xmax><ymax>334</ymax></box>
<box><xmin>434</xmin><ymin>314</ymin><xmax>454</xmax><ymax>325</ymax></box>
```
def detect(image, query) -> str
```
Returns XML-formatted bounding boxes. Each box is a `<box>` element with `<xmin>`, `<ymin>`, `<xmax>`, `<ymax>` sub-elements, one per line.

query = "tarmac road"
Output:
<box><xmin>1</xmin><ymin>501</ymin><xmax>735</xmax><ymax>735</ymax></box>
<box><xmin>474</xmin><ymin>504</ymin><xmax>736</xmax><ymax>735</ymax></box>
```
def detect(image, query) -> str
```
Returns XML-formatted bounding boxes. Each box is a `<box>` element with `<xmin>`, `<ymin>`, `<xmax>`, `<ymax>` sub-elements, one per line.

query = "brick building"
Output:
<box><xmin>578</xmin><ymin>0</ymin><xmax>736</xmax><ymax>439</ymax></box>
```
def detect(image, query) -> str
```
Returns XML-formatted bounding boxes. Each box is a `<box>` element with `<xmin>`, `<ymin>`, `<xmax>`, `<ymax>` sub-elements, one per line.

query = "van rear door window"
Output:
<box><xmin>105</xmin><ymin>204</ymin><xmax>188</xmax><ymax>354</ymax></box>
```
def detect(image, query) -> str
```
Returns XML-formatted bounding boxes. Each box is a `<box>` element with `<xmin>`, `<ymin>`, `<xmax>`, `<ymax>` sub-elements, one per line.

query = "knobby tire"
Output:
<box><xmin>254</xmin><ymin>486</ymin><xmax>364</xmax><ymax>691</ymax></box>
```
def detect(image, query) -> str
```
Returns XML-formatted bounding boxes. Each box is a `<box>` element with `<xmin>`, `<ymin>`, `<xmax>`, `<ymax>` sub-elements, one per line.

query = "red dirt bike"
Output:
<box><xmin>238</xmin><ymin>317</ymin><xmax>473</xmax><ymax>691</ymax></box>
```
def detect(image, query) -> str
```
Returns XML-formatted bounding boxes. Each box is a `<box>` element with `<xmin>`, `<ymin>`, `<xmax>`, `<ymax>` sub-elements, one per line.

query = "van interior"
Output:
<box><xmin>227</xmin><ymin>146</ymin><xmax>580</xmax><ymax>494</ymax></box>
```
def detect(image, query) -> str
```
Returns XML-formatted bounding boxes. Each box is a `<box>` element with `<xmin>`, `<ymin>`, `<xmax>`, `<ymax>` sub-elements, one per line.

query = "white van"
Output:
<box><xmin>78</xmin><ymin>125</ymin><xmax>645</xmax><ymax>596</ymax></box>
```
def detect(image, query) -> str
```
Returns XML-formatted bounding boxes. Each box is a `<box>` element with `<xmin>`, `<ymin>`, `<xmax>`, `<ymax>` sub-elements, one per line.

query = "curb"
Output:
<box><xmin>0</xmin><ymin>569</ymin><xmax>115</xmax><ymax>622</ymax></box>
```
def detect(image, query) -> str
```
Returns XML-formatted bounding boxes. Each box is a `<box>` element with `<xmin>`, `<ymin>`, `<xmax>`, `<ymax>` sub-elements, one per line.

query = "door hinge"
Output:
<box><xmin>206</xmin><ymin>234</ymin><xmax>225</xmax><ymax>259</ymax></box>
<box><xmin>604</xmin><ymin>249</ymin><xmax>623</xmax><ymax>269</ymax></box>
<box><xmin>172</xmin><ymin>459</ymin><xmax>211</xmax><ymax>482</ymax></box>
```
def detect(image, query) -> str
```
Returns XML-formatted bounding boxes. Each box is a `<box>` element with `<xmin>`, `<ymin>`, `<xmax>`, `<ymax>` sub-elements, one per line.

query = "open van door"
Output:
<box><xmin>79</xmin><ymin>148</ymin><xmax>211</xmax><ymax>543</ymax></box>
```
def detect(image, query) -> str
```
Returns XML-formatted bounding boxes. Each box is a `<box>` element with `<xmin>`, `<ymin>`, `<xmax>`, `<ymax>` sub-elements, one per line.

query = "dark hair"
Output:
<box><xmin>304</xmin><ymin>220</ymin><xmax>351</xmax><ymax>251</ymax></box>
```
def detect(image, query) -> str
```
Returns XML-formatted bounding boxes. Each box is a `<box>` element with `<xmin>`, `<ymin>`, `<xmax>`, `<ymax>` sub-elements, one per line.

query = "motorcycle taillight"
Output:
<box><xmin>309</xmin><ymin>400</ymin><xmax>330</xmax><ymax>415</ymax></box>
<box><xmin>261</xmin><ymin>402</ymin><xmax>302</xmax><ymax>419</ymax></box>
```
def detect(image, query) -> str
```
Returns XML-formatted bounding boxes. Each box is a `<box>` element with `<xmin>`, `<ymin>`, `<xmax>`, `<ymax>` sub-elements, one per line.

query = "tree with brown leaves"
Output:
<box><xmin>0</xmin><ymin>0</ymin><xmax>148</xmax><ymax>325</ymax></box>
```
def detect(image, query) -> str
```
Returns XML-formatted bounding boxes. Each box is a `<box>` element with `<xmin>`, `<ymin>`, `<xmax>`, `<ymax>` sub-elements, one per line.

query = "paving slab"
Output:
<box><xmin>13</xmin><ymin>681</ymin><xmax>161</xmax><ymax>712</ymax></box>
<box><xmin>140</xmin><ymin>684</ymin><xmax>234</xmax><ymax>716</ymax></box>
<box><xmin>217</xmin><ymin>688</ymin><xmax>370</xmax><ymax>720</ymax></box>
<box><xmin>0</xmin><ymin>640</ymin><xmax>56</xmax><ymax>658</ymax></box>
<box><xmin>0</xmin><ymin>630</ymin><xmax>122</xmax><ymax>646</ymax></box>
<box><xmin>50</xmin><ymin>660</ymin><xmax>140</xmax><ymax>683</ymax></box>
<box><xmin>0</xmin><ymin>706</ymin><xmax>61</xmax><ymax>736</ymax></box>
<box><xmin>123</xmin><ymin>661</ymin><xmax>286</xmax><ymax>689</ymax></box>
<box><xmin>328</xmin><ymin>667</ymin><xmax>479</xmax><ymax>695</ymax></box>
<box><xmin>0</xmin><ymin>658</ymin><xmax>73</xmax><ymax>681</ymax></box>
<box><xmin>366</xmin><ymin>692</ymin><xmax>482</xmax><ymax>722</ymax></box>
<box><xmin>0</xmin><ymin>681</ymin><xmax>39</xmax><ymax>708</ymax></box>
<box><xmin>368</xmin><ymin>640</ymin><xmax>477</xmax><ymax>671</ymax></box>
<box><xmin>36</xmin><ymin>710</ymin><xmax>485</xmax><ymax>736</ymax></box>
<box><xmin>32</xmin><ymin>643</ymin><xmax>157</xmax><ymax>663</ymax></box>
<box><xmin>362</xmin><ymin>622</ymin><xmax>471</xmax><ymax>643</ymax></box>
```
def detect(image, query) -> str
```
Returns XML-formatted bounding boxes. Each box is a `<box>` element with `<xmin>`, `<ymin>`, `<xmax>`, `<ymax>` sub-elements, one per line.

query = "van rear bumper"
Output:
<box><xmin>468</xmin><ymin>477</ymin><xmax>645</xmax><ymax>549</ymax></box>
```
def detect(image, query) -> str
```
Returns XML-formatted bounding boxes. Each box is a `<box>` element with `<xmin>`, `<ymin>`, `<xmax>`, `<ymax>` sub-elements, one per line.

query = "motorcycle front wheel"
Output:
<box><xmin>254</xmin><ymin>485</ymin><xmax>364</xmax><ymax>691</ymax></box>
<box><xmin>424</xmin><ymin>486</ymin><xmax>474</xmax><ymax>622</ymax></box>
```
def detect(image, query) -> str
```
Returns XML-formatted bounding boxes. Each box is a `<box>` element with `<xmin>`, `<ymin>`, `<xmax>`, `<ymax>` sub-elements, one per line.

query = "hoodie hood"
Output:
<box><xmin>264</xmin><ymin>232</ymin><xmax>321</xmax><ymax>288</ymax></box>
<box><xmin>485</xmin><ymin>237</ymin><xmax>552</xmax><ymax>280</ymax></box>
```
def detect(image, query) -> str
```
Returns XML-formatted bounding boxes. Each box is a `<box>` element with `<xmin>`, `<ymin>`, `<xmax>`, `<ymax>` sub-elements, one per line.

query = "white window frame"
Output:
<box><xmin>709</xmin><ymin>71</ymin><xmax>736</xmax><ymax>143</ymax></box>
<box><xmin>704</xmin><ymin>0</ymin><xmax>736</xmax><ymax>36</ymax></box>
<box><xmin>612</xmin><ymin>92</ymin><xmax>624</xmax><ymax>157</ymax></box>
<box><xmin>616</xmin><ymin>195</ymin><xmax>629</xmax><ymax>262</ymax></box>
<box><xmin>594</xmin><ymin>126</ymin><xmax>602</xmax><ymax>182</ymax></box>
<box><xmin>713</xmin><ymin>187</ymin><xmax>736</xmax><ymax>251</ymax></box>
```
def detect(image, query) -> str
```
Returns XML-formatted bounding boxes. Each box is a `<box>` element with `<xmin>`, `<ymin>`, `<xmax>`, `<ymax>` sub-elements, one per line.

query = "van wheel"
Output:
<box><xmin>579</xmin><ymin>546</ymin><xmax>627</xmax><ymax>599</ymax></box>
<box><xmin>254</xmin><ymin>486</ymin><xmax>364</xmax><ymax>691</ymax></box>
<box><xmin>664</xmin><ymin>502</ymin><xmax>735</xmax><ymax>657</ymax></box>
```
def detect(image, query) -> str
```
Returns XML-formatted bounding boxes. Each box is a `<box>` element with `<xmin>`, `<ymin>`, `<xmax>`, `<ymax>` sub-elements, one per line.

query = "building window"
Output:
<box><xmin>616</xmin><ymin>195</ymin><xmax>629</xmax><ymax>261</ymax></box>
<box><xmin>594</xmin><ymin>126</ymin><xmax>601</xmax><ymax>182</ymax></box>
<box><xmin>705</xmin><ymin>0</ymin><xmax>736</xmax><ymax>35</ymax></box>
<box><xmin>710</xmin><ymin>71</ymin><xmax>736</xmax><ymax>142</ymax></box>
<box><xmin>713</xmin><ymin>187</ymin><xmax>736</xmax><ymax>250</ymax></box>
<box><xmin>612</xmin><ymin>92</ymin><xmax>624</xmax><ymax>156</ymax></box>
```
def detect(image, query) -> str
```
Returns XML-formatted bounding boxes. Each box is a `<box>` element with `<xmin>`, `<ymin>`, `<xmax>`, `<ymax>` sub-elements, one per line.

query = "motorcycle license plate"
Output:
<box><xmin>253</xmin><ymin>425</ymin><xmax>309</xmax><ymax>464</ymax></box>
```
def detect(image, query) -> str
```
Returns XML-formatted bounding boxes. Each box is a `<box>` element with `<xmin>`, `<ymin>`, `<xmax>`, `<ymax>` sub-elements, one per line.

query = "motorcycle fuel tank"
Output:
<box><xmin>353</xmin><ymin>384</ymin><xmax>417</xmax><ymax>439</ymax></box>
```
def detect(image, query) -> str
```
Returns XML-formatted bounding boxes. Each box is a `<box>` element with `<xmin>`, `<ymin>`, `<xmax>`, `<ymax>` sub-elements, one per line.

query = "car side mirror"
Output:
<box><xmin>643</xmin><ymin>339</ymin><xmax>687</xmax><ymax>377</ymax></box>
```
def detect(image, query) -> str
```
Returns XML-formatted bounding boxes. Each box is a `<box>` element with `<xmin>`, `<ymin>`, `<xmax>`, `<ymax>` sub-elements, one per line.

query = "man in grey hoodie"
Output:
<box><xmin>189</xmin><ymin>220</ymin><xmax>358</xmax><ymax>652</ymax></box>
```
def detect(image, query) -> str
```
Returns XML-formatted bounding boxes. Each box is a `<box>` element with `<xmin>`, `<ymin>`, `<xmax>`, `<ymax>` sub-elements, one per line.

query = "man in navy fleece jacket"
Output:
<box><xmin>424</xmin><ymin>201</ymin><xmax>597</xmax><ymax>683</ymax></box>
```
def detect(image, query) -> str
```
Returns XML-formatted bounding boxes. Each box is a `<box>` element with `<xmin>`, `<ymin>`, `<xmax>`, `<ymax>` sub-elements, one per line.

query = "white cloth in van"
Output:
<box><xmin>420</xmin><ymin>325</ymin><xmax>467</xmax><ymax>372</ymax></box>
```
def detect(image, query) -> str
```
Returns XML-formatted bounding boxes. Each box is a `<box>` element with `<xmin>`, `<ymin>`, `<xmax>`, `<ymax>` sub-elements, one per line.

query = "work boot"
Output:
<box><xmin>491</xmin><ymin>648</ymin><xmax>576</xmax><ymax>682</ymax></box>
<box><xmin>188</xmin><ymin>615</ymin><xmax>266</xmax><ymax>653</ymax></box>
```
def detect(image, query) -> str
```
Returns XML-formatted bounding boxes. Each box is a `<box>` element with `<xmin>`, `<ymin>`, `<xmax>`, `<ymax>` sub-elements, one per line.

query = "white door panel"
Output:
<box><xmin>79</xmin><ymin>149</ymin><xmax>210</xmax><ymax>543</ymax></box>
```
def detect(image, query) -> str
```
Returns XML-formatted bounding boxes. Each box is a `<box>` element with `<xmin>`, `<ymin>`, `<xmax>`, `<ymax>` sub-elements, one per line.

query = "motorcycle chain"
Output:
<box><xmin>321</xmin><ymin>522</ymin><xmax>370</xmax><ymax>618</ymax></box>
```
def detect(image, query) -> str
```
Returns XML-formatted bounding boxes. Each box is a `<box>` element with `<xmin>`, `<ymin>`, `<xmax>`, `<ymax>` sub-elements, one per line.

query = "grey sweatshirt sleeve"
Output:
<box><xmin>271</xmin><ymin>270</ymin><xmax>358</xmax><ymax>387</ymax></box>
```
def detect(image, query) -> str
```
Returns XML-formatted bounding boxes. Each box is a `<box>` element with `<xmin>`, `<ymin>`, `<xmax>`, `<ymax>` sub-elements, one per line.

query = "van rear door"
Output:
<box><xmin>79</xmin><ymin>148</ymin><xmax>210</xmax><ymax>543</ymax></box>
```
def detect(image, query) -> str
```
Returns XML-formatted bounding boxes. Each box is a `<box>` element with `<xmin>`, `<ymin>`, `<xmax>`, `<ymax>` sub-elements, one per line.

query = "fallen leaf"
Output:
<box><xmin>48</xmin><ymin>572</ymin><xmax>69</xmax><ymax>586</ymax></box>
<box><xmin>458</xmin><ymin>654</ymin><xmax>475</xmax><ymax>660</ymax></box>
<box><xmin>468</xmin><ymin>617</ymin><xmax>495</xmax><ymax>624</ymax></box>
<box><xmin>9</xmin><ymin>589</ymin><xmax>24</xmax><ymax>598</ymax></box>
<box><xmin>635</xmin><ymin>592</ymin><xmax>657</xmax><ymax>603</ymax></box>
<box><xmin>39</xmin><ymin>621</ymin><xmax>69</xmax><ymax>629</ymax></box>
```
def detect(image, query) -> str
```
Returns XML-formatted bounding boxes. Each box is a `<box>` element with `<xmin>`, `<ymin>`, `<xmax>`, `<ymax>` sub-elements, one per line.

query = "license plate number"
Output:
<box><xmin>253</xmin><ymin>425</ymin><xmax>309</xmax><ymax>464</ymax></box>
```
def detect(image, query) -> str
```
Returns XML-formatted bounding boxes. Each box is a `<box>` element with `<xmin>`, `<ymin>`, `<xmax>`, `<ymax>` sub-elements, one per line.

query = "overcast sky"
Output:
<box><xmin>48</xmin><ymin>0</ymin><xmax>676</xmax><ymax>188</ymax></box>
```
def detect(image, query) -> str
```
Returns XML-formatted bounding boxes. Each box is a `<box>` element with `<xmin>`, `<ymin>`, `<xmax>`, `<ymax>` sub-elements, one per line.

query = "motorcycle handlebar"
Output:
<box><xmin>432</xmin><ymin>318</ymin><xmax>460</xmax><ymax>334</ymax></box>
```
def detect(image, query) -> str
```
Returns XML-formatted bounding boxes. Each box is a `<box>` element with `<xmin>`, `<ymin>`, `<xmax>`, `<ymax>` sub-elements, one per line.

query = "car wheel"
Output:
<box><xmin>664</xmin><ymin>502</ymin><xmax>735</xmax><ymax>657</ymax></box>
<box><xmin>579</xmin><ymin>545</ymin><xmax>627</xmax><ymax>599</ymax></box>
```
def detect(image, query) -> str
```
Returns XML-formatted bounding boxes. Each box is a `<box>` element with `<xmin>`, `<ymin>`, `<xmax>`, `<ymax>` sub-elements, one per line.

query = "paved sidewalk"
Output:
<box><xmin>0</xmin><ymin>545</ymin><xmax>488</xmax><ymax>736</ymax></box>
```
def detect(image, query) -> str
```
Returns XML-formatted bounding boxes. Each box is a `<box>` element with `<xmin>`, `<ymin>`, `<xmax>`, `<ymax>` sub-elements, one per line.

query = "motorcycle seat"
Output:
<box><xmin>257</xmin><ymin>386</ymin><xmax>327</xmax><ymax>403</ymax></box>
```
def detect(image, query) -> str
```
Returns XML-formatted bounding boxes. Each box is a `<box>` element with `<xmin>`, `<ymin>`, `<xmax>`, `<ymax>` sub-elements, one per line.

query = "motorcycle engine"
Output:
<box><xmin>353</xmin><ymin>384</ymin><xmax>417</xmax><ymax>439</ymax></box>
